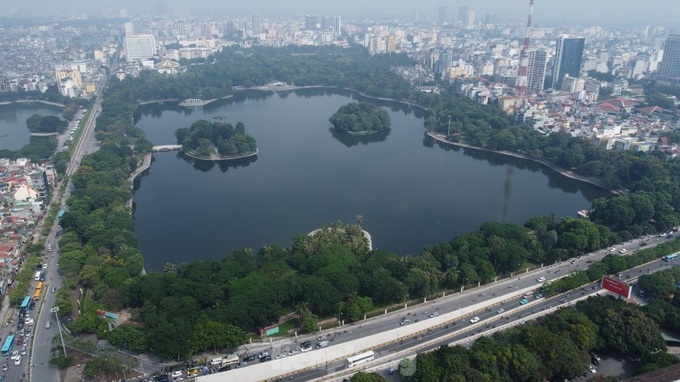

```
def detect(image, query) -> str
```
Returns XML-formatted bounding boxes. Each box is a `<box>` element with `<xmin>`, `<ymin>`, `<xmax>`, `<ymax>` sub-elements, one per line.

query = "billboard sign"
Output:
<box><xmin>601</xmin><ymin>276</ymin><xmax>632</xmax><ymax>299</ymax></box>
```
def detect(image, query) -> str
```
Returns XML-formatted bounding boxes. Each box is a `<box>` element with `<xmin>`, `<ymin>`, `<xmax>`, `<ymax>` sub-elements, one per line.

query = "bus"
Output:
<box><xmin>663</xmin><ymin>253</ymin><xmax>678</xmax><ymax>262</ymax></box>
<box><xmin>1</xmin><ymin>335</ymin><xmax>14</xmax><ymax>355</ymax></box>
<box><xmin>222</xmin><ymin>355</ymin><xmax>239</xmax><ymax>368</ymax></box>
<box><xmin>20</xmin><ymin>296</ymin><xmax>31</xmax><ymax>310</ymax></box>
<box><xmin>346</xmin><ymin>350</ymin><xmax>375</xmax><ymax>367</ymax></box>
<box><xmin>32</xmin><ymin>288</ymin><xmax>42</xmax><ymax>301</ymax></box>
<box><xmin>36</xmin><ymin>281</ymin><xmax>44</xmax><ymax>291</ymax></box>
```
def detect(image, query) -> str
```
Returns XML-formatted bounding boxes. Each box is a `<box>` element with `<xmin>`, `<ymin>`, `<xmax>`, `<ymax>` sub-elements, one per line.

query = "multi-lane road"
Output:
<box><xmin>199</xmin><ymin>234</ymin><xmax>674</xmax><ymax>382</ymax></box>
<box><xmin>27</xmin><ymin>88</ymin><xmax>104</xmax><ymax>382</ymax></box>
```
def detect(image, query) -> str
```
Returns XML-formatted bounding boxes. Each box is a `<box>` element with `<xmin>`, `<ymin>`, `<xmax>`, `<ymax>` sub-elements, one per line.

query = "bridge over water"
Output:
<box><xmin>151</xmin><ymin>145</ymin><xmax>182</xmax><ymax>152</ymax></box>
<box><xmin>178</xmin><ymin>98</ymin><xmax>208</xmax><ymax>107</ymax></box>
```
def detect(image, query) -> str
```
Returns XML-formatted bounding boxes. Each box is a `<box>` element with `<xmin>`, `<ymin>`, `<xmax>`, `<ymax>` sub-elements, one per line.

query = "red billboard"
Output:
<box><xmin>601</xmin><ymin>276</ymin><xmax>632</xmax><ymax>299</ymax></box>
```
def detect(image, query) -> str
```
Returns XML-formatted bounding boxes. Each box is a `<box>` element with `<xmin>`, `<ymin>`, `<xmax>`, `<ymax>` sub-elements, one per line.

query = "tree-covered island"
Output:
<box><xmin>329</xmin><ymin>101</ymin><xmax>390</xmax><ymax>135</ymax></box>
<box><xmin>175</xmin><ymin>119</ymin><xmax>257</xmax><ymax>160</ymax></box>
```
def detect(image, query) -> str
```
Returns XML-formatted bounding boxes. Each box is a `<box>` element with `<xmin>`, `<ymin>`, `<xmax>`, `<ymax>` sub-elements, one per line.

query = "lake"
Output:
<box><xmin>0</xmin><ymin>102</ymin><xmax>62</xmax><ymax>150</ymax></box>
<box><xmin>133</xmin><ymin>89</ymin><xmax>609</xmax><ymax>271</ymax></box>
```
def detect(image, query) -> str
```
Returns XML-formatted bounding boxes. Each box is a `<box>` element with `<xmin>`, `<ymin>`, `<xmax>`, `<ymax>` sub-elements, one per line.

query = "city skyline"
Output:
<box><xmin>4</xmin><ymin>0</ymin><xmax>680</xmax><ymax>27</ymax></box>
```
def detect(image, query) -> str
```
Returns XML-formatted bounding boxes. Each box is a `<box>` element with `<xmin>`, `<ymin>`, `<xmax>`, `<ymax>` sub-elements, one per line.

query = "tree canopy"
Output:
<box><xmin>175</xmin><ymin>120</ymin><xmax>256</xmax><ymax>159</ymax></box>
<box><xmin>329</xmin><ymin>102</ymin><xmax>390</xmax><ymax>134</ymax></box>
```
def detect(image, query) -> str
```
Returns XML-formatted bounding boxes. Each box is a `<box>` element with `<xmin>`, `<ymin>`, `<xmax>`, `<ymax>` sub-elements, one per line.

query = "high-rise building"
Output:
<box><xmin>438</xmin><ymin>6</ymin><xmax>449</xmax><ymax>25</ymax></box>
<box><xmin>252</xmin><ymin>13</ymin><xmax>261</xmax><ymax>34</ymax></box>
<box><xmin>464</xmin><ymin>9</ymin><xmax>475</xmax><ymax>27</ymax></box>
<box><xmin>333</xmin><ymin>16</ymin><xmax>342</xmax><ymax>35</ymax></box>
<box><xmin>657</xmin><ymin>34</ymin><xmax>680</xmax><ymax>85</ymax></box>
<box><xmin>305</xmin><ymin>15</ymin><xmax>318</xmax><ymax>30</ymax></box>
<box><xmin>551</xmin><ymin>35</ymin><xmax>585</xmax><ymax>89</ymax></box>
<box><xmin>124</xmin><ymin>34</ymin><xmax>157</xmax><ymax>63</ymax></box>
<box><xmin>123</xmin><ymin>22</ymin><xmax>134</xmax><ymax>36</ymax></box>
<box><xmin>527</xmin><ymin>49</ymin><xmax>547</xmax><ymax>92</ymax></box>
<box><xmin>386</xmin><ymin>36</ymin><xmax>396</xmax><ymax>53</ymax></box>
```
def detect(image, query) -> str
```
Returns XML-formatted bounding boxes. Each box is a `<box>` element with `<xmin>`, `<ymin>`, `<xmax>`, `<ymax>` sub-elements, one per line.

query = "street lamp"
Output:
<box><xmin>50</xmin><ymin>307</ymin><xmax>67</xmax><ymax>357</ymax></box>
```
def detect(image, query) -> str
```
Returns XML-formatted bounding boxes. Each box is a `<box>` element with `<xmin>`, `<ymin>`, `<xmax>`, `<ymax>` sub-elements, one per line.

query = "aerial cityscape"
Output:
<box><xmin>1</xmin><ymin>1</ymin><xmax>680</xmax><ymax>382</ymax></box>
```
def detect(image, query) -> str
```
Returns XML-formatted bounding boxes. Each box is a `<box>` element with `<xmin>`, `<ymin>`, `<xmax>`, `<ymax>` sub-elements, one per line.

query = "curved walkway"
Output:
<box><xmin>427</xmin><ymin>132</ymin><xmax>627</xmax><ymax>196</ymax></box>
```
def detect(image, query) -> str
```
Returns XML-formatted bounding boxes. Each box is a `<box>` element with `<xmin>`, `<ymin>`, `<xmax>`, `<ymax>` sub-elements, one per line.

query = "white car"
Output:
<box><xmin>497</xmin><ymin>308</ymin><xmax>505</xmax><ymax>314</ymax></box>
<box><xmin>10</xmin><ymin>350</ymin><xmax>19</xmax><ymax>360</ymax></box>
<box><xmin>588</xmin><ymin>364</ymin><xmax>597</xmax><ymax>373</ymax></box>
<box><xmin>619</xmin><ymin>248</ymin><xmax>628</xmax><ymax>254</ymax></box>
<box><xmin>536</xmin><ymin>277</ymin><xmax>546</xmax><ymax>283</ymax></box>
<box><xmin>170</xmin><ymin>370</ymin><xmax>183</xmax><ymax>378</ymax></box>
<box><xmin>469</xmin><ymin>316</ymin><xmax>480</xmax><ymax>323</ymax></box>
<box><xmin>45</xmin><ymin>321</ymin><xmax>51</xmax><ymax>329</ymax></box>
<box><xmin>14</xmin><ymin>356</ymin><xmax>21</xmax><ymax>366</ymax></box>
<box><xmin>429</xmin><ymin>312</ymin><xmax>439</xmax><ymax>318</ymax></box>
<box><xmin>317</xmin><ymin>335</ymin><xmax>326</xmax><ymax>341</ymax></box>
<box><xmin>608</xmin><ymin>247</ymin><xmax>616</xmax><ymax>252</ymax></box>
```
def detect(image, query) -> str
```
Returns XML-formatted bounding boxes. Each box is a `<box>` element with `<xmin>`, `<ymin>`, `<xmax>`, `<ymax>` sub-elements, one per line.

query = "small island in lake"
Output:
<box><xmin>175</xmin><ymin>119</ymin><xmax>257</xmax><ymax>160</ymax></box>
<box><xmin>329</xmin><ymin>101</ymin><xmax>390</xmax><ymax>135</ymax></box>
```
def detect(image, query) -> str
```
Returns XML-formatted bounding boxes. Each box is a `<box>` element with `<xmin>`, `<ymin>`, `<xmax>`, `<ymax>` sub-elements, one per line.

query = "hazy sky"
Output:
<box><xmin>6</xmin><ymin>0</ymin><xmax>680</xmax><ymax>27</ymax></box>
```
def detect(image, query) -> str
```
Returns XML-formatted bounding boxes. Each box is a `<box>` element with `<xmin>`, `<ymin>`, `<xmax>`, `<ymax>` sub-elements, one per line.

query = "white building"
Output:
<box><xmin>124</xmin><ymin>34</ymin><xmax>157</xmax><ymax>63</ymax></box>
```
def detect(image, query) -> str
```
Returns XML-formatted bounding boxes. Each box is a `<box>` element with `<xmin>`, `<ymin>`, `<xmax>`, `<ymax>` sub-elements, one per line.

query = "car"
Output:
<box><xmin>259</xmin><ymin>355</ymin><xmax>271</xmax><ymax>362</ymax></box>
<box><xmin>520</xmin><ymin>320</ymin><xmax>526</xmax><ymax>326</ymax></box>
<box><xmin>496</xmin><ymin>308</ymin><xmax>505</xmax><ymax>314</ymax></box>
<box><xmin>244</xmin><ymin>355</ymin><xmax>257</xmax><ymax>362</ymax></box>
<box><xmin>608</xmin><ymin>247</ymin><xmax>616</xmax><ymax>252</ymax></box>
<box><xmin>1</xmin><ymin>363</ymin><xmax>6</xmax><ymax>371</ymax></box>
<box><xmin>20</xmin><ymin>349</ymin><xmax>26</xmax><ymax>356</ymax></box>
<box><xmin>170</xmin><ymin>371</ymin><xmax>183</xmax><ymax>378</ymax></box>
<box><xmin>588</xmin><ymin>364</ymin><xmax>597</xmax><ymax>373</ymax></box>
<box><xmin>536</xmin><ymin>277</ymin><xmax>546</xmax><ymax>283</ymax></box>
<box><xmin>469</xmin><ymin>316</ymin><xmax>480</xmax><ymax>323</ymax></box>
<box><xmin>236</xmin><ymin>362</ymin><xmax>247</xmax><ymax>368</ymax></box>
<box><xmin>667</xmin><ymin>234</ymin><xmax>674</xmax><ymax>239</ymax></box>
<box><xmin>429</xmin><ymin>312</ymin><xmax>439</xmax><ymax>318</ymax></box>
<box><xmin>619</xmin><ymin>248</ymin><xmax>628</xmax><ymax>254</ymax></box>
<box><xmin>14</xmin><ymin>356</ymin><xmax>21</xmax><ymax>366</ymax></box>
<box><xmin>388</xmin><ymin>366</ymin><xmax>396</xmax><ymax>374</ymax></box>
<box><xmin>535</xmin><ymin>293</ymin><xmax>543</xmax><ymax>299</ymax></box>
<box><xmin>26</xmin><ymin>318</ymin><xmax>34</xmax><ymax>326</ymax></box>
<box><xmin>640</xmin><ymin>242</ymin><xmax>647</xmax><ymax>247</ymax></box>
<box><xmin>46</xmin><ymin>321</ymin><xmax>51</xmax><ymax>329</ymax></box>
<box><xmin>520</xmin><ymin>298</ymin><xmax>529</xmax><ymax>305</ymax></box>
<box><xmin>400</xmin><ymin>318</ymin><xmax>410</xmax><ymax>326</ymax></box>
<box><xmin>592</xmin><ymin>358</ymin><xmax>600</xmax><ymax>366</ymax></box>
<box><xmin>43</xmin><ymin>263</ymin><xmax>47</xmax><ymax>269</ymax></box>
<box><xmin>590</xmin><ymin>352</ymin><xmax>601</xmax><ymax>361</ymax></box>
<box><xmin>317</xmin><ymin>335</ymin><xmax>327</xmax><ymax>341</ymax></box>
<box><xmin>10</xmin><ymin>350</ymin><xmax>19</xmax><ymax>360</ymax></box>
<box><xmin>51</xmin><ymin>287</ymin><xmax>56</xmax><ymax>293</ymax></box>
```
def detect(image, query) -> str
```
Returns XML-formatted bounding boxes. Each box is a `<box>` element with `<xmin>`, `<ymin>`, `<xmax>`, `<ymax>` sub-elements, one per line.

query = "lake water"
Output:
<box><xmin>0</xmin><ymin>103</ymin><xmax>62</xmax><ymax>150</ymax></box>
<box><xmin>133</xmin><ymin>89</ymin><xmax>609</xmax><ymax>271</ymax></box>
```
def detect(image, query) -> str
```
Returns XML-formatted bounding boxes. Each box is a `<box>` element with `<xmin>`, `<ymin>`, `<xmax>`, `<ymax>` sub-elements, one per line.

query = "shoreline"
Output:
<box><xmin>183</xmin><ymin>148</ymin><xmax>259</xmax><ymax>161</ymax></box>
<box><xmin>0</xmin><ymin>99</ymin><xmax>66</xmax><ymax>108</ymax></box>
<box><xmin>137</xmin><ymin>94</ymin><xmax>234</xmax><ymax>106</ymax></box>
<box><xmin>426</xmin><ymin>131</ymin><xmax>626</xmax><ymax>196</ymax></box>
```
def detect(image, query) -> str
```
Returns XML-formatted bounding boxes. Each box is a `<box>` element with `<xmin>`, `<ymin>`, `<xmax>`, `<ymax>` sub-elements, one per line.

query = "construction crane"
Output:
<box><xmin>516</xmin><ymin>0</ymin><xmax>534</xmax><ymax>96</ymax></box>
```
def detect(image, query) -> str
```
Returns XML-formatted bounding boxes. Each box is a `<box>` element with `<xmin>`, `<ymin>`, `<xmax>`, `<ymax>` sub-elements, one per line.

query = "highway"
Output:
<box><xmin>198</xmin><ymin>234</ymin><xmax>674</xmax><ymax>382</ymax></box>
